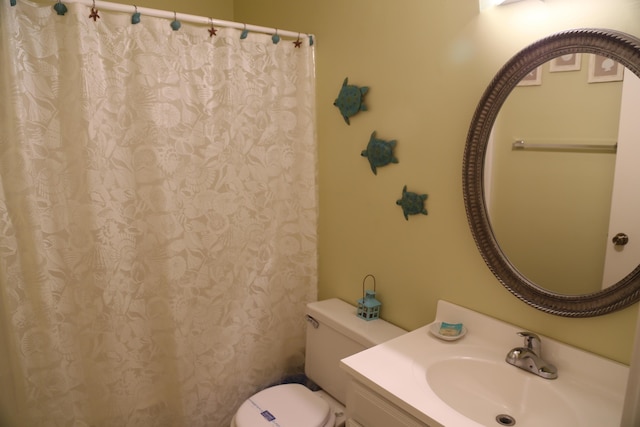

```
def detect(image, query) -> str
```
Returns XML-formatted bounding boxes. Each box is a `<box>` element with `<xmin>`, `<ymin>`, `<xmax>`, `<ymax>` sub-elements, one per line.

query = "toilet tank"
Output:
<box><xmin>304</xmin><ymin>298</ymin><xmax>406</xmax><ymax>404</ymax></box>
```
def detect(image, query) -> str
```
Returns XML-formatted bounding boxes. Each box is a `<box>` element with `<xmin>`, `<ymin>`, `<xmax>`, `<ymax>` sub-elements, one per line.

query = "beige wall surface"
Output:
<box><xmin>233</xmin><ymin>0</ymin><xmax>640</xmax><ymax>364</ymax></box>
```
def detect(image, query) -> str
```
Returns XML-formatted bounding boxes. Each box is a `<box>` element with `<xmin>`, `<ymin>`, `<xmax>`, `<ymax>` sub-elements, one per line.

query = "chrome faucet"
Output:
<box><xmin>506</xmin><ymin>331</ymin><xmax>558</xmax><ymax>379</ymax></box>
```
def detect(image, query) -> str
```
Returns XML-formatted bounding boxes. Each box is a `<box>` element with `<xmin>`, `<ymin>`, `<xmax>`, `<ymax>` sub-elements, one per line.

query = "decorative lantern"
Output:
<box><xmin>357</xmin><ymin>274</ymin><xmax>381</xmax><ymax>321</ymax></box>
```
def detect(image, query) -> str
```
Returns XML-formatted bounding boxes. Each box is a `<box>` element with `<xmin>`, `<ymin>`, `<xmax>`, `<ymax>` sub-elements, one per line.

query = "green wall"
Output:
<box><xmin>233</xmin><ymin>0</ymin><xmax>640</xmax><ymax>364</ymax></box>
<box><xmin>97</xmin><ymin>0</ymin><xmax>640</xmax><ymax>364</ymax></box>
<box><xmin>122</xmin><ymin>0</ymin><xmax>233</xmax><ymax>20</ymax></box>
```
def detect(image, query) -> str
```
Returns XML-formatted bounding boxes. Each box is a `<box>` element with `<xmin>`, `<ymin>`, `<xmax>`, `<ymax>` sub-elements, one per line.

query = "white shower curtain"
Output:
<box><xmin>0</xmin><ymin>1</ymin><xmax>317</xmax><ymax>426</ymax></box>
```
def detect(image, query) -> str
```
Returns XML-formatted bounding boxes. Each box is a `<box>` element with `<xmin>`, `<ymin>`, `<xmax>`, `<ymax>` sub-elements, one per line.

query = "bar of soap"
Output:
<box><xmin>439</xmin><ymin>322</ymin><xmax>463</xmax><ymax>337</ymax></box>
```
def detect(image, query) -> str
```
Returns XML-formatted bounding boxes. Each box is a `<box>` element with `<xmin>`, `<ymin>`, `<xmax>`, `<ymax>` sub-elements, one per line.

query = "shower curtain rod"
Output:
<box><xmin>60</xmin><ymin>0</ymin><xmax>314</xmax><ymax>40</ymax></box>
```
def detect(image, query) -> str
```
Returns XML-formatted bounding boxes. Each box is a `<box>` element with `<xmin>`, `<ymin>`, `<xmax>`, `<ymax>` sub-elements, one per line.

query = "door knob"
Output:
<box><xmin>612</xmin><ymin>233</ymin><xmax>629</xmax><ymax>246</ymax></box>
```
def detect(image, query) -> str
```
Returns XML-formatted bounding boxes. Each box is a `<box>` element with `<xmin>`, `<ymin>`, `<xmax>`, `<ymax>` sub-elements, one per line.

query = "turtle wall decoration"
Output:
<box><xmin>333</xmin><ymin>77</ymin><xmax>368</xmax><ymax>125</ymax></box>
<box><xmin>396</xmin><ymin>185</ymin><xmax>428</xmax><ymax>220</ymax></box>
<box><xmin>361</xmin><ymin>131</ymin><xmax>398</xmax><ymax>175</ymax></box>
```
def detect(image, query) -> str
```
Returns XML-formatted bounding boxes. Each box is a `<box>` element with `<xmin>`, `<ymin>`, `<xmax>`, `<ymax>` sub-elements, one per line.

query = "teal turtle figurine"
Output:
<box><xmin>361</xmin><ymin>131</ymin><xmax>398</xmax><ymax>175</ymax></box>
<box><xmin>333</xmin><ymin>77</ymin><xmax>368</xmax><ymax>125</ymax></box>
<box><xmin>396</xmin><ymin>185</ymin><xmax>428</xmax><ymax>220</ymax></box>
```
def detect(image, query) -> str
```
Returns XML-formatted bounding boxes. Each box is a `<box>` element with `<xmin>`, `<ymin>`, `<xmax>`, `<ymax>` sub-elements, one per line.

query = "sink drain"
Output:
<box><xmin>496</xmin><ymin>414</ymin><xmax>516</xmax><ymax>426</ymax></box>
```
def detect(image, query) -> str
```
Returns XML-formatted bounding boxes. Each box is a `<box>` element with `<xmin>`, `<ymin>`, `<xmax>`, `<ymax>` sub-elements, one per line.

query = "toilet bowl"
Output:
<box><xmin>230</xmin><ymin>384</ymin><xmax>341</xmax><ymax>427</ymax></box>
<box><xmin>230</xmin><ymin>299</ymin><xmax>406</xmax><ymax>427</ymax></box>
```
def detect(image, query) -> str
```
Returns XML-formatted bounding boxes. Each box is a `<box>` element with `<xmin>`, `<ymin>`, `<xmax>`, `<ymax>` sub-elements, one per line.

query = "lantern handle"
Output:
<box><xmin>362</xmin><ymin>274</ymin><xmax>376</xmax><ymax>298</ymax></box>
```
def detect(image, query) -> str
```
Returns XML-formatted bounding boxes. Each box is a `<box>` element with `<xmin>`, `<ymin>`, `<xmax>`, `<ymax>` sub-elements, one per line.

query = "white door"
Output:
<box><xmin>602</xmin><ymin>68</ymin><xmax>640</xmax><ymax>287</ymax></box>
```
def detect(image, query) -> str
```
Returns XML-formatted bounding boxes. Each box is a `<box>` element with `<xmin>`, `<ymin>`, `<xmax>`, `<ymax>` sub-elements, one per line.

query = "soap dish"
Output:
<box><xmin>429</xmin><ymin>322</ymin><xmax>467</xmax><ymax>341</ymax></box>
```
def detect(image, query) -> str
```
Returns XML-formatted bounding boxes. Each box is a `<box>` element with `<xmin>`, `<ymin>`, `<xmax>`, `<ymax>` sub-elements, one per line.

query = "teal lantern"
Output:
<box><xmin>357</xmin><ymin>274</ymin><xmax>381</xmax><ymax>321</ymax></box>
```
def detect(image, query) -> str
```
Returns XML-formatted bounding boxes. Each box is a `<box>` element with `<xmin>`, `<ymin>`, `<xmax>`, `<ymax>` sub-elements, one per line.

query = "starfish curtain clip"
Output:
<box><xmin>89</xmin><ymin>0</ymin><xmax>100</xmax><ymax>21</ymax></box>
<box><xmin>294</xmin><ymin>33</ymin><xmax>302</xmax><ymax>48</ymax></box>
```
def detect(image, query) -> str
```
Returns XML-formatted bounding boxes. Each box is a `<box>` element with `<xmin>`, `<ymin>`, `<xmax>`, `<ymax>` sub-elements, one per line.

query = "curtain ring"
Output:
<box><xmin>208</xmin><ymin>18</ymin><xmax>217</xmax><ymax>37</ymax></box>
<box><xmin>240</xmin><ymin>23</ymin><xmax>249</xmax><ymax>39</ymax></box>
<box><xmin>272</xmin><ymin>28</ymin><xmax>280</xmax><ymax>44</ymax></box>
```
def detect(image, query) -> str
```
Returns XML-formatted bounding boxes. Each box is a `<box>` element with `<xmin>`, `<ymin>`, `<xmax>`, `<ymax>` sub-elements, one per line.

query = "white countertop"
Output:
<box><xmin>340</xmin><ymin>300</ymin><xmax>629</xmax><ymax>427</ymax></box>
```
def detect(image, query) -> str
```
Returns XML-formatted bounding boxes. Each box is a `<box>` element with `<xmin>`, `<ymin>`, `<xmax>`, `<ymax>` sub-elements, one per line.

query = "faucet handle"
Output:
<box><xmin>517</xmin><ymin>331</ymin><xmax>541</xmax><ymax>353</ymax></box>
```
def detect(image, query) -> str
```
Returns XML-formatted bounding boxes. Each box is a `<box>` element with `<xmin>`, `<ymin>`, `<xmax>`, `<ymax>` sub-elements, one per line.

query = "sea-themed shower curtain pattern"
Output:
<box><xmin>0</xmin><ymin>1</ymin><xmax>317</xmax><ymax>426</ymax></box>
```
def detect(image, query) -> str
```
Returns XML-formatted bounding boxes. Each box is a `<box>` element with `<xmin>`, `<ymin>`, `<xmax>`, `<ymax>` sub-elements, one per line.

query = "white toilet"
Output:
<box><xmin>230</xmin><ymin>298</ymin><xmax>406</xmax><ymax>427</ymax></box>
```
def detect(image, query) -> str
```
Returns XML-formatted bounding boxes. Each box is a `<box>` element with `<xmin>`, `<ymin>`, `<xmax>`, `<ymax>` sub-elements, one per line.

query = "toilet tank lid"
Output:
<box><xmin>306</xmin><ymin>298</ymin><xmax>406</xmax><ymax>347</ymax></box>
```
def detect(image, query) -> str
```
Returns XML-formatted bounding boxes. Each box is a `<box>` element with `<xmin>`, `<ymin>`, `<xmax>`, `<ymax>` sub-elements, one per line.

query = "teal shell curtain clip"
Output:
<box><xmin>240</xmin><ymin>23</ymin><xmax>249</xmax><ymax>39</ymax></box>
<box><xmin>131</xmin><ymin>5</ymin><xmax>141</xmax><ymax>24</ymax></box>
<box><xmin>271</xmin><ymin>29</ymin><xmax>280</xmax><ymax>44</ymax></box>
<box><xmin>53</xmin><ymin>0</ymin><xmax>68</xmax><ymax>15</ymax></box>
<box><xmin>10</xmin><ymin>0</ymin><xmax>16</xmax><ymax>7</ymax></box>
<box><xmin>170</xmin><ymin>11</ymin><xmax>181</xmax><ymax>31</ymax></box>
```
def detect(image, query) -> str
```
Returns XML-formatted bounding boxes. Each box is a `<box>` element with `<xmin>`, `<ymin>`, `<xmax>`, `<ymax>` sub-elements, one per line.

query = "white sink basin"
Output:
<box><xmin>341</xmin><ymin>300</ymin><xmax>629</xmax><ymax>427</ymax></box>
<box><xmin>425</xmin><ymin>352</ymin><xmax>577</xmax><ymax>426</ymax></box>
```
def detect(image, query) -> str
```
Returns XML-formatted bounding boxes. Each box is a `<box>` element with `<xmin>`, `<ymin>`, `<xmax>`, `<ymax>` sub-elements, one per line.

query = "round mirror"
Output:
<box><xmin>463</xmin><ymin>28</ymin><xmax>640</xmax><ymax>317</ymax></box>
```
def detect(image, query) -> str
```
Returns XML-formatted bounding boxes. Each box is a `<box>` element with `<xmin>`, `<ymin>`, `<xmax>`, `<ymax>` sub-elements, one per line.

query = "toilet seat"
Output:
<box><xmin>233</xmin><ymin>383</ymin><xmax>336</xmax><ymax>427</ymax></box>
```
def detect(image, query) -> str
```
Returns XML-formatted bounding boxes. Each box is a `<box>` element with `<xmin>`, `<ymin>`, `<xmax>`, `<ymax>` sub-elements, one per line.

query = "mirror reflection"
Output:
<box><xmin>463</xmin><ymin>28</ymin><xmax>640</xmax><ymax>316</ymax></box>
<box><xmin>485</xmin><ymin>53</ymin><xmax>627</xmax><ymax>295</ymax></box>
